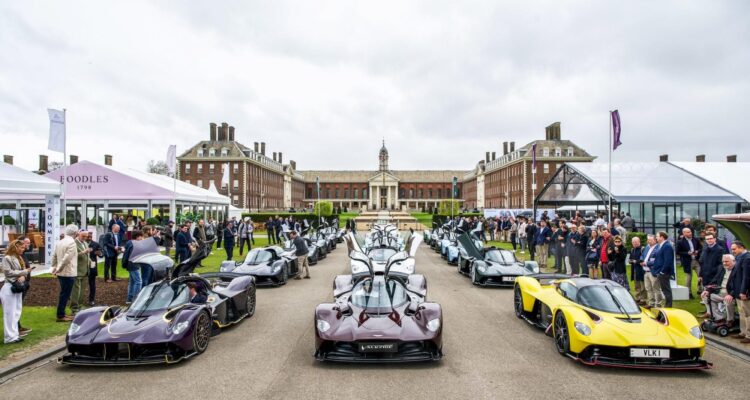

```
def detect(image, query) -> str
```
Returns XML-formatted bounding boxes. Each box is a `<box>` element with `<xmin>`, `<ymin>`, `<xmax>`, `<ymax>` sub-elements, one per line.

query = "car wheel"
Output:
<box><xmin>457</xmin><ymin>255</ymin><xmax>462</xmax><ymax>271</ymax></box>
<box><xmin>193</xmin><ymin>311</ymin><xmax>212</xmax><ymax>354</ymax></box>
<box><xmin>513</xmin><ymin>286</ymin><xmax>524</xmax><ymax>318</ymax></box>
<box><xmin>718</xmin><ymin>326</ymin><xmax>729</xmax><ymax>337</ymax></box>
<box><xmin>283</xmin><ymin>265</ymin><xmax>289</xmax><ymax>282</ymax></box>
<box><xmin>553</xmin><ymin>312</ymin><xmax>570</xmax><ymax>355</ymax></box>
<box><xmin>245</xmin><ymin>286</ymin><xmax>256</xmax><ymax>318</ymax></box>
<box><xmin>470</xmin><ymin>266</ymin><xmax>478</xmax><ymax>285</ymax></box>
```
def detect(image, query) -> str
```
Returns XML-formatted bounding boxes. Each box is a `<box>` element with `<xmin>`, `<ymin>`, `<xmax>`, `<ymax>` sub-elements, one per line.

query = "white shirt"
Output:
<box><xmin>642</xmin><ymin>245</ymin><xmax>656</xmax><ymax>272</ymax></box>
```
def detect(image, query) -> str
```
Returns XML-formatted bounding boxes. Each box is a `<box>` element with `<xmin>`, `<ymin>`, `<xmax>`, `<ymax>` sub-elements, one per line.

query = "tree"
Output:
<box><xmin>147</xmin><ymin>160</ymin><xmax>170</xmax><ymax>175</ymax></box>
<box><xmin>313</xmin><ymin>201</ymin><xmax>333</xmax><ymax>217</ymax></box>
<box><xmin>438</xmin><ymin>199</ymin><xmax>461</xmax><ymax>215</ymax></box>
<box><xmin>48</xmin><ymin>161</ymin><xmax>64</xmax><ymax>171</ymax></box>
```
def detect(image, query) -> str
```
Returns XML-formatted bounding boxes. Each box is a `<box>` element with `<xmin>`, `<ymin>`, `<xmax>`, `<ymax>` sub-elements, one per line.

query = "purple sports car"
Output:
<box><xmin>60</xmin><ymin>250</ymin><xmax>256</xmax><ymax>366</ymax></box>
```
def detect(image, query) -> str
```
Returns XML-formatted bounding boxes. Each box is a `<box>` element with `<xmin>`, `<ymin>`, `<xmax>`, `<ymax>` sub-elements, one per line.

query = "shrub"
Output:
<box><xmin>313</xmin><ymin>201</ymin><xmax>334</xmax><ymax>217</ymax></box>
<box><xmin>146</xmin><ymin>217</ymin><xmax>161</xmax><ymax>226</ymax></box>
<box><xmin>438</xmin><ymin>200</ymin><xmax>461</xmax><ymax>215</ymax></box>
<box><xmin>625</xmin><ymin>231</ymin><xmax>648</xmax><ymax>251</ymax></box>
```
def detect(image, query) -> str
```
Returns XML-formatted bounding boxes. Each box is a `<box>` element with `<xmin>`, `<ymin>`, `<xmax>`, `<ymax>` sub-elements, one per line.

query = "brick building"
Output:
<box><xmin>177</xmin><ymin>122</ymin><xmax>306</xmax><ymax>210</ymax></box>
<box><xmin>462</xmin><ymin>122</ymin><xmax>595</xmax><ymax>209</ymax></box>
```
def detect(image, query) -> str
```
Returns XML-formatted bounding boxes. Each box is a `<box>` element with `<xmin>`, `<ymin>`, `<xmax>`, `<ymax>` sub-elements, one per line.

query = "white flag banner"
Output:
<box><xmin>47</xmin><ymin>108</ymin><xmax>65</xmax><ymax>153</ymax></box>
<box><xmin>221</xmin><ymin>163</ymin><xmax>230</xmax><ymax>187</ymax></box>
<box><xmin>166</xmin><ymin>145</ymin><xmax>177</xmax><ymax>174</ymax></box>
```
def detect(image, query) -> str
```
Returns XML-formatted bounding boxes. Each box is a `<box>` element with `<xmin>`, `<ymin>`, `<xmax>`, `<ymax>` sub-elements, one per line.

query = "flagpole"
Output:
<box><xmin>172</xmin><ymin>148</ymin><xmax>177</xmax><ymax>223</ymax></box>
<box><xmin>62</xmin><ymin>108</ymin><xmax>67</xmax><ymax>227</ymax></box>
<box><xmin>608</xmin><ymin>110</ymin><xmax>612</xmax><ymax>222</ymax></box>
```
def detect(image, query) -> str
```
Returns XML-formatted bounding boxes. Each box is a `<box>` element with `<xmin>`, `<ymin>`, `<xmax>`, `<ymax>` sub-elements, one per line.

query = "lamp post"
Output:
<box><xmin>452</xmin><ymin>176</ymin><xmax>458</xmax><ymax>222</ymax></box>
<box><xmin>316</xmin><ymin>176</ymin><xmax>321</xmax><ymax>226</ymax></box>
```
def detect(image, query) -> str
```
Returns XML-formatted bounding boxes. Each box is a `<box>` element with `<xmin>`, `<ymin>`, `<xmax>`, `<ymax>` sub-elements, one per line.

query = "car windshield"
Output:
<box><xmin>486</xmin><ymin>249</ymin><xmax>516</xmax><ymax>264</ymax></box>
<box><xmin>351</xmin><ymin>278</ymin><xmax>409</xmax><ymax>309</ymax></box>
<box><xmin>244</xmin><ymin>249</ymin><xmax>273</xmax><ymax>265</ymax></box>
<box><xmin>368</xmin><ymin>248</ymin><xmax>397</xmax><ymax>262</ymax></box>
<box><xmin>130</xmin><ymin>283</ymin><xmax>188</xmax><ymax>313</ymax></box>
<box><xmin>577</xmin><ymin>285</ymin><xmax>640</xmax><ymax>315</ymax></box>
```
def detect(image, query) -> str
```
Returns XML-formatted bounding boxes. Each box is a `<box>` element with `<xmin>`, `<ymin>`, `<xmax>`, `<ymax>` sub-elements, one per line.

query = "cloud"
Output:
<box><xmin>0</xmin><ymin>0</ymin><xmax>748</xmax><ymax>174</ymax></box>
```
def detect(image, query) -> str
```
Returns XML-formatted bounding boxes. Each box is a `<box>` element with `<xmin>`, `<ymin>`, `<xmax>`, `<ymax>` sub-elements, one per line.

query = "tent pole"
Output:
<box><xmin>608</xmin><ymin>110</ymin><xmax>613</xmax><ymax>222</ymax></box>
<box><xmin>62</xmin><ymin>108</ymin><xmax>67</xmax><ymax>227</ymax></box>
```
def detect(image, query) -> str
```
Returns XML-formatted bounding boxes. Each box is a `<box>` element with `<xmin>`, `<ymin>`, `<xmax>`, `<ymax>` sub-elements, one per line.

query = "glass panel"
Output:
<box><xmin>682</xmin><ymin>203</ymin><xmax>699</xmax><ymax>220</ymax></box>
<box><xmin>642</xmin><ymin>203</ymin><xmax>653</xmax><ymax>224</ymax></box>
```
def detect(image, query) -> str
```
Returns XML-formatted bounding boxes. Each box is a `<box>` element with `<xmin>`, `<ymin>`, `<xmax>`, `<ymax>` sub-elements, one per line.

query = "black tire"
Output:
<box><xmin>457</xmin><ymin>255</ymin><xmax>463</xmax><ymax>274</ymax></box>
<box><xmin>193</xmin><ymin>311</ymin><xmax>212</xmax><ymax>354</ymax></box>
<box><xmin>470</xmin><ymin>265</ymin><xmax>478</xmax><ymax>285</ymax></box>
<box><xmin>718</xmin><ymin>326</ymin><xmax>729</xmax><ymax>337</ymax></box>
<box><xmin>553</xmin><ymin>312</ymin><xmax>570</xmax><ymax>355</ymax></box>
<box><xmin>513</xmin><ymin>286</ymin><xmax>524</xmax><ymax>318</ymax></box>
<box><xmin>245</xmin><ymin>286</ymin><xmax>256</xmax><ymax>318</ymax></box>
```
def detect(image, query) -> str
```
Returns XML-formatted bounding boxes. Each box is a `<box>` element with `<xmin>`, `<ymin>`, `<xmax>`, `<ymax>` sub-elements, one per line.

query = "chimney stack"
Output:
<box><xmin>3</xmin><ymin>155</ymin><xmax>13</xmax><ymax>165</ymax></box>
<box><xmin>491</xmin><ymin>152</ymin><xmax>496</xmax><ymax>160</ymax></box>
<box><xmin>219</xmin><ymin>122</ymin><xmax>228</xmax><ymax>141</ymax></box>
<box><xmin>485</xmin><ymin>152</ymin><xmax>490</xmax><ymax>163</ymax></box>
<box><xmin>210</xmin><ymin>123</ymin><xmax>217</xmax><ymax>141</ymax></box>
<box><xmin>659</xmin><ymin>154</ymin><xmax>668</xmax><ymax>162</ymax></box>
<box><xmin>39</xmin><ymin>155</ymin><xmax>49</xmax><ymax>172</ymax></box>
<box><xmin>105</xmin><ymin>154</ymin><xmax>113</xmax><ymax>166</ymax></box>
<box><xmin>696</xmin><ymin>154</ymin><xmax>706</xmax><ymax>162</ymax></box>
<box><xmin>278</xmin><ymin>152</ymin><xmax>283</xmax><ymax>164</ymax></box>
<box><xmin>290</xmin><ymin>160</ymin><xmax>296</xmax><ymax>170</ymax></box>
<box><xmin>260</xmin><ymin>142</ymin><xmax>266</xmax><ymax>155</ymax></box>
<box><xmin>70</xmin><ymin>155</ymin><xmax>78</xmax><ymax>164</ymax></box>
<box><xmin>545</xmin><ymin>122</ymin><xmax>561</xmax><ymax>140</ymax></box>
<box><xmin>510</xmin><ymin>142</ymin><xmax>515</xmax><ymax>152</ymax></box>
<box><xmin>503</xmin><ymin>142</ymin><xmax>509</xmax><ymax>155</ymax></box>
<box><xmin>273</xmin><ymin>152</ymin><xmax>277</xmax><ymax>162</ymax></box>
<box><xmin>228</xmin><ymin>126</ymin><xmax>235</xmax><ymax>141</ymax></box>
<box><xmin>727</xmin><ymin>155</ymin><xmax>737</xmax><ymax>163</ymax></box>
<box><xmin>254</xmin><ymin>142</ymin><xmax>259</xmax><ymax>152</ymax></box>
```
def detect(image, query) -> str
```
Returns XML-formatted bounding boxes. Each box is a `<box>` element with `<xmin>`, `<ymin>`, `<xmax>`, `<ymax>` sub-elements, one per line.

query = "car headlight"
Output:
<box><xmin>477</xmin><ymin>265</ymin><xmax>486</xmax><ymax>273</ymax></box>
<box><xmin>427</xmin><ymin>318</ymin><xmax>441</xmax><ymax>332</ymax></box>
<box><xmin>316</xmin><ymin>319</ymin><xmax>331</xmax><ymax>333</ymax></box>
<box><xmin>689</xmin><ymin>326</ymin><xmax>703</xmax><ymax>340</ymax></box>
<box><xmin>574</xmin><ymin>321</ymin><xmax>591</xmax><ymax>336</ymax></box>
<box><xmin>68</xmin><ymin>323</ymin><xmax>81</xmax><ymax>336</ymax></box>
<box><xmin>171</xmin><ymin>320</ymin><xmax>190</xmax><ymax>335</ymax></box>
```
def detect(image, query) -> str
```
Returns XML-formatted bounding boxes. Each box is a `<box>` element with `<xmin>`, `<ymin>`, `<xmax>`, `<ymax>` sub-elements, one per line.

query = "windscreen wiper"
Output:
<box><xmin>605</xmin><ymin>286</ymin><xmax>632</xmax><ymax>322</ymax></box>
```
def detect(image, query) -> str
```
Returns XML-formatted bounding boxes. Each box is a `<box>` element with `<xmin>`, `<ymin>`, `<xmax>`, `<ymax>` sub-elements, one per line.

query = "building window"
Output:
<box><xmin>233</xmin><ymin>195</ymin><xmax>239</xmax><ymax>205</ymax></box>
<box><xmin>543</xmin><ymin>163</ymin><xmax>549</xmax><ymax>173</ymax></box>
<box><xmin>209</xmin><ymin>179</ymin><xmax>215</xmax><ymax>189</ymax></box>
<box><xmin>326</xmin><ymin>189</ymin><xmax>330</xmax><ymax>198</ymax></box>
<box><xmin>196</xmin><ymin>179</ymin><xmax>203</xmax><ymax>188</ymax></box>
<box><xmin>233</xmin><ymin>179</ymin><xmax>239</xmax><ymax>190</ymax></box>
<box><xmin>399</xmin><ymin>188</ymin><xmax>405</xmax><ymax>198</ymax></box>
<box><xmin>437</xmin><ymin>188</ymin><xmax>442</xmax><ymax>198</ymax></box>
<box><xmin>197</xmin><ymin>163</ymin><xmax>203</xmax><ymax>173</ymax></box>
<box><xmin>419</xmin><ymin>189</ymin><xmax>424</xmax><ymax>198</ymax></box>
<box><xmin>197</xmin><ymin>149</ymin><xmax>204</xmax><ymax>157</ymax></box>
<box><xmin>209</xmin><ymin>164</ymin><xmax>215</xmax><ymax>173</ymax></box>
<box><xmin>306</xmin><ymin>188</ymin><xmax>312</xmax><ymax>198</ymax></box>
<box><xmin>543</xmin><ymin>147</ymin><xmax>550</xmax><ymax>157</ymax></box>
<box><xmin>409</xmin><ymin>189</ymin><xmax>414</xmax><ymax>198</ymax></box>
<box><xmin>233</xmin><ymin>163</ymin><xmax>239</xmax><ymax>173</ymax></box>
<box><xmin>335</xmin><ymin>189</ymin><xmax>339</xmax><ymax>199</ymax></box>
<box><xmin>428</xmin><ymin>189</ymin><xmax>433</xmax><ymax>198</ymax></box>
<box><xmin>221</xmin><ymin>148</ymin><xmax>229</xmax><ymax>157</ymax></box>
<box><xmin>209</xmin><ymin>148</ymin><xmax>216</xmax><ymax>157</ymax></box>
<box><xmin>353</xmin><ymin>189</ymin><xmax>358</xmax><ymax>199</ymax></box>
<box><xmin>555</xmin><ymin>147</ymin><xmax>561</xmax><ymax>157</ymax></box>
<box><xmin>567</xmin><ymin>147</ymin><xmax>574</xmax><ymax>157</ymax></box>
<box><xmin>185</xmin><ymin>164</ymin><xmax>191</xmax><ymax>174</ymax></box>
<box><xmin>363</xmin><ymin>188</ymin><xmax>368</xmax><ymax>198</ymax></box>
<box><xmin>344</xmin><ymin>189</ymin><xmax>349</xmax><ymax>198</ymax></box>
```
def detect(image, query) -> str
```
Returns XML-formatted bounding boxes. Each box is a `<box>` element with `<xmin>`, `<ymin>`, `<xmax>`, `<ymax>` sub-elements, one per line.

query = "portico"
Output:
<box><xmin>368</xmin><ymin>172</ymin><xmax>399</xmax><ymax>209</ymax></box>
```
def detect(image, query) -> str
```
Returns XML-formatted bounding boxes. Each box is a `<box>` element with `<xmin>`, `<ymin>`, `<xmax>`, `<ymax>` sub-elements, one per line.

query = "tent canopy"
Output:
<box><xmin>0</xmin><ymin>162</ymin><xmax>61</xmax><ymax>196</ymax></box>
<box><xmin>669</xmin><ymin>162</ymin><xmax>750</xmax><ymax>204</ymax></box>
<box><xmin>537</xmin><ymin>162</ymin><xmax>744</xmax><ymax>206</ymax></box>
<box><xmin>43</xmin><ymin>161</ymin><xmax>229</xmax><ymax>205</ymax></box>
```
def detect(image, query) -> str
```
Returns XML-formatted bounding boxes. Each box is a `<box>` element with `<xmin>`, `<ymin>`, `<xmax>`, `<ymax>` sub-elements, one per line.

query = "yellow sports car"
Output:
<box><xmin>514</xmin><ymin>275</ymin><xmax>711</xmax><ymax>370</ymax></box>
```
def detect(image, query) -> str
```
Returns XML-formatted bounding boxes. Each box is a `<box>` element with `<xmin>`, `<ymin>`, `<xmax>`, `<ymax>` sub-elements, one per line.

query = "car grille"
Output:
<box><xmin>317</xmin><ymin>340</ymin><xmax>441</xmax><ymax>362</ymax></box>
<box><xmin>579</xmin><ymin>345</ymin><xmax>704</xmax><ymax>367</ymax></box>
<box><xmin>482</xmin><ymin>276</ymin><xmax>517</xmax><ymax>286</ymax></box>
<box><xmin>68</xmin><ymin>342</ymin><xmax>187</xmax><ymax>362</ymax></box>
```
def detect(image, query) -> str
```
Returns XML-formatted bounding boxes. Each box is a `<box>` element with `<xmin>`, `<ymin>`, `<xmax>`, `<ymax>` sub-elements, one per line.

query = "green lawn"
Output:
<box><xmin>410</xmin><ymin>212</ymin><xmax>433</xmax><ymax>229</ymax></box>
<box><xmin>338</xmin><ymin>212</ymin><xmax>360</xmax><ymax>228</ymax></box>
<box><xmin>485</xmin><ymin>240</ymin><xmax>705</xmax><ymax>316</ymax></box>
<box><xmin>0</xmin><ymin>306</ymin><xmax>69</xmax><ymax>360</ymax></box>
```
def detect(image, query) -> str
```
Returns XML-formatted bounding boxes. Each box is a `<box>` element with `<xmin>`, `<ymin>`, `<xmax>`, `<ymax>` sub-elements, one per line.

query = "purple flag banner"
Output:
<box><xmin>532</xmin><ymin>143</ymin><xmax>537</xmax><ymax>171</ymax></box>
<box><xmin>611</xmin><ymin>110</ymin><xmax>622</xmax><ymax>150</ymax></box>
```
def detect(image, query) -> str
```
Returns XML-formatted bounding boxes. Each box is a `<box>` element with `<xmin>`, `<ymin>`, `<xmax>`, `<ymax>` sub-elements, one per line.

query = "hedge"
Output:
<box><xmin>1</xmin><ymin>215</ymin><xmax>16</xmax><ymax>225</ymax></box>
<box><xmin>240</xmin><ymin>213</ymin><xmax>341</xmax><ymax>229</ymax></box>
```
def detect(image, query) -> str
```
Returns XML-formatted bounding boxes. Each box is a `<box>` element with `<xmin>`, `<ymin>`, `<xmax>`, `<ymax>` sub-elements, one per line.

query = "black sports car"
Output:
<box><xmin>220</xmin><ymin>245</ymin><xmax>299</xmax><ymax>286</ymax></box>
<box><xmin>456</xmin><ymin>233</ymin><xmax>539</xmax><ymax>286</ymax></box>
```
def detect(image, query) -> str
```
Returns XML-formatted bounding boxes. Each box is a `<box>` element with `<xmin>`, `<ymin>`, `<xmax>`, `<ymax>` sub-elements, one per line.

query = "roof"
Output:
<box><xmin>42</xmin><ymin>161</ymin><xmax>229</xmax><ymax>204</ymax></box>
<box><xmin>669</xmin><ymin>162</ymin><xmax>750</xmax><ymax>204</ymax></box>
<box><xmin>484</xmin><ymin>139</ymin><xmax>595</xmax><ymax>173</ymax></box>
<box><xmin>298</xmin><ymin>170</ymin><xmax>468</xmax><ymax>183</ymax></box>
<box><xmin>536</xmin><ymin>162</ymin><xmax>744</xmax><ymax>205</ymax></box>
<box><xmin>0</xmin><ymin>162</ymin><xmax>61</xmax><ymax>196</ymax></box>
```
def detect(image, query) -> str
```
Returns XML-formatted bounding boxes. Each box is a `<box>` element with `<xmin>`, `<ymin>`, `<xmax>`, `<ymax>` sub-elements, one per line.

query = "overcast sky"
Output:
<box><xmin>1</xmin><ymin>1</ymin><xmax>749</xmax><ymax>173</ymax></box>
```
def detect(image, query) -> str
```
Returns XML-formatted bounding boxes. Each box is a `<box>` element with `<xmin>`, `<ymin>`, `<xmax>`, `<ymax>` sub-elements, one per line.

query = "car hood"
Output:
<box><xmin>68</xmin><ymin>309</ymin><xmax>180</xmax><ymax>345</ymax></box>
<box><xmin>230</xmin><ymin>263</ymin><xmax>277</xmax><ymax>275</ymax></box>
<box><xmin>321</xmin><ymin>309</ymin><xmax>436</xmax><ymax>342</ymax></box>
<box><xmin>483</xmin><ymin>262</ymin><xmax>533</xmax><ymax>276</ymax></box>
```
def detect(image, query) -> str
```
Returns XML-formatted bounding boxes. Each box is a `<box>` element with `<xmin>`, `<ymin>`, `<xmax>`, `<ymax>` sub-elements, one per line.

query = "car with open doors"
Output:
<box><xmin>60</xmin><ymin>240</ymin><xmax>256</xmax><ymax>366</ymax></box>
<box><xmin>456</xmin><ymin>233</ymin><xmax>538</xmax><ymax>286</ymax></box>
<box><xmin>313</xmin><ymin>248</ymin><xmax>442</xmax><ymax>362</ymax></box>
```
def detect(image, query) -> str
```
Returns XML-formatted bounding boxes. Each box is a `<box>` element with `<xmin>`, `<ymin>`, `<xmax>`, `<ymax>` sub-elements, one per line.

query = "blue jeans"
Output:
<box><xmin>127</xmin><ymin>268</ymin><xmax>142</xmax><ymax>303</ymax></box>
<box><xmin>57</xmin><ymin>276</ymin><xmax>75</xmax><ymax>318</ymax></box>
<box><xmin>140</xmin><ymin>264</ymin><xmax>153</xmax><ymax>286</ymax></box>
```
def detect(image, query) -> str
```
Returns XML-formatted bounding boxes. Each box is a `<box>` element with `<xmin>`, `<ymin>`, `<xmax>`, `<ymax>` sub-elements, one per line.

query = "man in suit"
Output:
<box><xmin>70</xmin><ymin>230</ymin><xmax>91</xmax><ymax>314</ymax></box>
<box><xmin>700</xmin><ymin>253</ymin><xmax>741</xmax><ymax>323</ymax></box>
<box><xmin>187</xmin><ymin>282</ymin><xmax>207</xmax><ymax>304</ymax></box>
<box><xmin>175</xmin><ymin>224</ymin><xmax>191</xmax><ymax>263</ymax></box>
<box><xmin>651</xmin><ymin>231</ymin><xmax>675</xmax><ymax>307</ymax></box>
<box><xmin>51</xmin><ymin>225</ymin><xmax>79</xmax><ymax>322</ymax></box>
<box><xmin>223</xmin><ymin>221</ymin><xmax>236</xmax><ymax>261</ymax></box>
<box><xmin>700</xmin><ymin>232</ymin><xmax>726</xmax><ymax>295</ymax></box>
<box><xmin>641</xmin><ymin>234</ymin><xmax>661</xmax><ymax>308</ymax></box>
<box><xmin>525</xmin><ymin>219</ymin><xmax>537</xmax><ymax>261</ymax></box>
<box><xmin>99</xmin><ymin>225</ymin><xmax>123</xmax><ymax>282</ymax></box>
<box><xmin>629</xmin><ymin>236</ymin><xmax>646</xmax><ymax>305</ymax></box>
<box><xmin>85</xmin><ymin>233</ymin><xmax>101</xmax><ymax>306</ymax></box>
<box><xmin>732</xmin><ymin>241</ymin><xmax>750</xmax><ymax>343</ymax></box>
<box><xmin>534</xmin><ymin>220</ymin><xmax>552</xmax><ymax>269</ymax></box>
<box><xmin>123</xmin><ymin>231</ymin><xmax>143</xmax><ymax>304</ymax></box>
<box><xmin>676</xmin><ymin>227</ymin><xmax>702</xmax><ymax>299</ymax></box>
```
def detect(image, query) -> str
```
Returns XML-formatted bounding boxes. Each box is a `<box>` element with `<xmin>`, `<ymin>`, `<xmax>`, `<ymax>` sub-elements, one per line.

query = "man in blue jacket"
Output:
<box><xmin>733</xmin><ymin>241</ymin><xmax>750</xmax><ymax>343</ymax></box>
<box><xmin>534</xmin><ymin>220</ymin><xmax>552</xmax><ymax>269</ymax></box>
<box><xmin>652</xmin><ymin>231</ymin><xmax>675</xmax><ymax>307</ymax></box>
<box><xmin>175</xmin><ymin>224</ymin><xmax>191</xmax><ymax>263</ymax></box>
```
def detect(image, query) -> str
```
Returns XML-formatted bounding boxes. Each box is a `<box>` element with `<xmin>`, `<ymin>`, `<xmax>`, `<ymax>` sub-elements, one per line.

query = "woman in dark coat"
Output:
<box><xmin>586</xmin><ymin>230</ymin><xmax>603</xmax><ymax>279</ymax></box>
<box><xmin>607</xmin><ymin>235</ymin><xmax>628</xmax><ymax>287</ymax></box>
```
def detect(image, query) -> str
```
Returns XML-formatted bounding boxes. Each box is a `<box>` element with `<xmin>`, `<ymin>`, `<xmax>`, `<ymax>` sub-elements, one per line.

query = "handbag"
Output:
<box><xmin>10</xmin><ymin>279</ymin><xmax>29</xmax><ymax>294</ymax></box>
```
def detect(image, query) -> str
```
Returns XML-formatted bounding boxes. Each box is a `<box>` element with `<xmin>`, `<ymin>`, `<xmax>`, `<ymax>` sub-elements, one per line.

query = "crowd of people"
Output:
<box><xmin>445</xmin><ymin>212</ymin><xmax>750</xmax><ymax>344</ymax></box>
